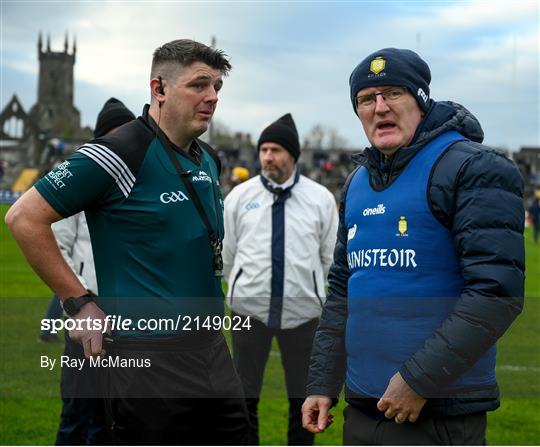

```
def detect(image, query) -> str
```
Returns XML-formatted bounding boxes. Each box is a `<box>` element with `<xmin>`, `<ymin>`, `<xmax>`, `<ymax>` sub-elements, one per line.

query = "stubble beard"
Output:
<box><xmin>263</xmin><ymin>165</ymin><xmax>287</xmax><ymax>184</ymax></box>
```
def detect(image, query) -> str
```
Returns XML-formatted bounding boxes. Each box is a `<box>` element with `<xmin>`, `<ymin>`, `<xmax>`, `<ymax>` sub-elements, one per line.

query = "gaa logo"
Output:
<box><xmin>245</xmin><ymin>201</ymin><xmax>260</xmax><ymax>211</ymax></box>
<box><xmin>160</xmin><ymin>191</ymin><xmax>190</xmax><ymax>204</ymax></box>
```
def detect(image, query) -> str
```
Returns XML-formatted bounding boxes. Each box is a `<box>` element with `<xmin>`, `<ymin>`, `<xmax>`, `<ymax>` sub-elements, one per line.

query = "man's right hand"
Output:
<box><xmin>302</xmin><ymin>395</ymin><xmax>334</xmax><ymax>434</ymax></box>
<box><xmin>67</xmin><ymin>301</ymin><xmax>106</xmax><ymax>358</ymax></box>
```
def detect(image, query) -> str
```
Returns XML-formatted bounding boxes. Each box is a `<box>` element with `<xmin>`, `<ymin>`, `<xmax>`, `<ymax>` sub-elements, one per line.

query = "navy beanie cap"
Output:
<box><xmin>94</xmin><ymin>98</ymin><xmax>135</xmax><ymax>138</ymax></box>
<box><xmin>349</xmin><ymin>48</ymin><xmax>431</xmax><ymax>114</ymax></box>
<box><xmin>258</xmin><ymin>113</ymin><xmax>300</xmax><ymax>161</ymax></box>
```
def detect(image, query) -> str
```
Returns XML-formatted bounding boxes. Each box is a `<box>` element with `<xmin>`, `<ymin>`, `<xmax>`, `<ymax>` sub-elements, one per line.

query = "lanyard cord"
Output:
<box><xmin>145</xmin><ymin>107</ymin><xmax>223</xmax><ymax>275</ymax></box>
<box><xmin>161</xmin><ymin>138</ymin><xmax>224</xmax><ymax>276</ymax></box>
<box><xmin>161</xmin><ymin>139</ymin><xmax>215</xmax><ymax>237</ymax></box>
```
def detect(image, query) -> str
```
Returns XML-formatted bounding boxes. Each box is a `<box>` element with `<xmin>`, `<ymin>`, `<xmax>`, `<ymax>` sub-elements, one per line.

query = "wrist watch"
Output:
<box><xmin>62</xmin><ymin>292</ymin><xmax>97</xmax><ymax>317</ymax></box>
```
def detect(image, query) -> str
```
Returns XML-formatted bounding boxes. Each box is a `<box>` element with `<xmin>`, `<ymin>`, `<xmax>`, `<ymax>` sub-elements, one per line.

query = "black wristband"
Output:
<box><xmin>62</xmin><ymin>292</ymin><xmax>97</xmax><ymax>317</ymax></box>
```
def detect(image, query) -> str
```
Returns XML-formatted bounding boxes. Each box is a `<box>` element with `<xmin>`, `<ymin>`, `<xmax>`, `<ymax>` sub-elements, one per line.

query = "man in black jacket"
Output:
<box><xmin>302</xmin><ymin>48</ymin><xmax>524</xmax><ymax>445</ymax></box>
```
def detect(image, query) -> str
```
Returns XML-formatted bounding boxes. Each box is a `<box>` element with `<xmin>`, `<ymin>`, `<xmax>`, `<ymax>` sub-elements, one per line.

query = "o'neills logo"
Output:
<box><xmin>417</xmin><ymin>87</ymin><xmax>428</xmax><ymax>104</ymax></box>
<box><xmin>347</xmin><ymin>224</ymin><xmax>357</xmax><ymax>241</ymax></box>
<box><xmin>363</xmin><ymin>203</ymin><xmax>386</xmax><ymax>216</ymax></box>
<box><xmin>192</xmin><ymin>170</ymin><xmax>212</xmax><ymax>183</ymax></box>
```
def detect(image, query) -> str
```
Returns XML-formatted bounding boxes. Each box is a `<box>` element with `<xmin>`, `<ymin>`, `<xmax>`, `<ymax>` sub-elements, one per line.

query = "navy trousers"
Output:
<box><xmin>232</xmin><ymin>315</ymin><xmax>318</xmax><ymax>445</ymax></box>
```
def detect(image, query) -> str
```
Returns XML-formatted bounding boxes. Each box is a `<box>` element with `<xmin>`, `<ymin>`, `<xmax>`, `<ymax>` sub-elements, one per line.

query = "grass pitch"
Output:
<box><xmin>0</xmin><ymin>204</ymin><xmax>538</xmax><ymax>445</ymax></box>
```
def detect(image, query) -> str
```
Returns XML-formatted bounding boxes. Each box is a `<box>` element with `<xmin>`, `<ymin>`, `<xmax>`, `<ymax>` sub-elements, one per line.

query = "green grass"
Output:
<box><xmin>1</xmin><ymin>204</ymin><xmax>539</xmax><ymax>445</ymax></box>
<box><xmin>0</xmin><ymin>207</ymin><xmax>50</xmax><ymax>298</ymax></box>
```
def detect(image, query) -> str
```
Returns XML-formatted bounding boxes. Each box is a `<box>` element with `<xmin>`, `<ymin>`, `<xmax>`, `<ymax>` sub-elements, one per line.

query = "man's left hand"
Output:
<box><xmin>377</xmin><ymin>372</ymin><xmax>426</xmax><ymax>423</ymax></box>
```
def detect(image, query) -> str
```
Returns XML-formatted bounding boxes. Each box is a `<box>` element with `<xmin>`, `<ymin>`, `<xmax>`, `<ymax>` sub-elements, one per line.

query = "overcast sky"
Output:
<box><xmin>1</xmin><ymin>0</ymin><xmax>538</xmax><ymax>150</ymax></box>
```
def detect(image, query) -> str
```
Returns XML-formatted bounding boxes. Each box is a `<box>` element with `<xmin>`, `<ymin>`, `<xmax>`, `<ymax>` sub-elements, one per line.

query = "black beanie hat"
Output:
<box><xmin>349</xmin><ymin>48</ymin><xmax>431</xmax><ymax>114</ymax></box>
<box><xmin>258</xmin><ymin>113</ymin><xmax>300</xmax><ymax>161</ymax></box>
<box><xmin>94</xmin><ymin>98</ymin><xmax>135</xmax><ymax>138</ymax></box>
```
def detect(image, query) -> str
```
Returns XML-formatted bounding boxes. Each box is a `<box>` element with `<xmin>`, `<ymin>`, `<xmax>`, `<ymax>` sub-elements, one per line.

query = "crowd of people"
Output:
<box><xmin>5</xmin><ymin>39</ymin><xmax>526</xmax><ymax>446</ymax></box>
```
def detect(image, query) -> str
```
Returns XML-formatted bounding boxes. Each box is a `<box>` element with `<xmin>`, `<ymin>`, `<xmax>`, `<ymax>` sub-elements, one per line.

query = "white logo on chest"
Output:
<box><xmin>347</xmin><ymin>224</ymin><xmax>357</xmax><ymax>241</ymax></box>
<box><xmin>363</xmin><ymin>203</ymin><xmax>386</xmax><ymax>216</ymax></box>
<box><xmin>245</xmin><ymin>202</ymin><xmax>260</xmax><ymax>211</ymax></box>
<box><xmin>160</xmin><ymin>191</ymin><xmax>190</xmax><ymax>204</ymax></box>
<box><xmin>192</xmin><ymin>170</ymin><xmax>212</xmax><ymax>183</ymax></box>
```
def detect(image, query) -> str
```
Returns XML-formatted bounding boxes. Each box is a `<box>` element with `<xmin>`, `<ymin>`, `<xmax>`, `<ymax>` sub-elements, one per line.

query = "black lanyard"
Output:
<box><xmin>146</xmin><ymin>110</ymin><xmax>223</xmax><ymax>276</ymax></box>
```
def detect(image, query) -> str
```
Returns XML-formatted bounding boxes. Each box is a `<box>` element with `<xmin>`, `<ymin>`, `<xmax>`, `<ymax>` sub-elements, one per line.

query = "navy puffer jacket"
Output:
<box><xmin>306</xmin><ymin>100</ymin><xmax>525</xmax><ymax>416</ymax></box>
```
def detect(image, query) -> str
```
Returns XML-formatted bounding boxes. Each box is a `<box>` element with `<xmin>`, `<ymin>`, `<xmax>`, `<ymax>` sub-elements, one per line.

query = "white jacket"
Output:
<box><xmin>51</xmin><ymin>212</ymin><xmax>98</xmax><ymax>294</ymax></box>
<box><xmin>223</xmin><ymin>174</ymin><xmax>338</xmax><ymax>329</ymax></box>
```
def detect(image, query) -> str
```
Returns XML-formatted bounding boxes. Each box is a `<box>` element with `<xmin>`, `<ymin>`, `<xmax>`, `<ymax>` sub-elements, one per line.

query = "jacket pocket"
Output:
<box><xmin>312</xmin><ymin>271</ymin><xmax>323</xmax><ymax>308</ymax></box>
<box><xmin>230</xmin><ymin>268</ymin><xmax>243</xmax><ymax>305</ymax></box>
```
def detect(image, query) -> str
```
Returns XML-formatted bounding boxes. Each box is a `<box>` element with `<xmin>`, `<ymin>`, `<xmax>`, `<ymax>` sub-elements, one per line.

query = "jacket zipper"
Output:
<box><xmin>312</xmin><ymin>271</ymin><xmax>323</xmax><ymax>308</ymax></box>
<box><xmin>230</xmin><ymin>268</ymin><xmax>243</xmax><ymax>305</ymax></box>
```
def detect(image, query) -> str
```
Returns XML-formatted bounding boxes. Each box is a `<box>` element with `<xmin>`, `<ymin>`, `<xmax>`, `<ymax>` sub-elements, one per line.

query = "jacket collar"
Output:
<box><xmin>260</xmin><ymin>168</ymin><xmax>300</xmax><ymax>195</ymax></box>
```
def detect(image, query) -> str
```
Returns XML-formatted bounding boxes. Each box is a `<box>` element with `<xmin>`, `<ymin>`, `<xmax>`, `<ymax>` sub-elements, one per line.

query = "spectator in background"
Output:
<box><xmin>0</xmin><ymin>159</ymin><xmax>5</xmax><ymax>182</ymax></box>
<box><xmin>231</xmin><ymin>166</ymin><xmax>250</xmax><ymax>185</ymax></box>
<box><xmin>228</xmin><ymin>165</ymin><xmax>250</xmax><ymax>192</ymax></box>
<box><xmin>223</xmin><ymin>113</ymin><xmax>338</xmax><ymax>445</ymax></box>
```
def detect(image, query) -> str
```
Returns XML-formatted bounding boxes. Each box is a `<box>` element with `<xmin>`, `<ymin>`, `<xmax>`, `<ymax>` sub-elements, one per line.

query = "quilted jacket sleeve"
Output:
<box><xmin>306</xmin><ymin>175</ymin><xmax>353</xmax><ymax>398</ymax></box>
<box><xmin>400</xmin><ymin>143</ymin><xmax>525</xmax><ymax>397</ymax></box>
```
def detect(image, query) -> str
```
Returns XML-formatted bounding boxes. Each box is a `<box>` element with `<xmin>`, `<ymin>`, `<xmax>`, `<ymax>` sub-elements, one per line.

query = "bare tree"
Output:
<box><xmin>303</xmin><ymin>124</ymin><xmax>348</xmax><ymax>150</ymax></box>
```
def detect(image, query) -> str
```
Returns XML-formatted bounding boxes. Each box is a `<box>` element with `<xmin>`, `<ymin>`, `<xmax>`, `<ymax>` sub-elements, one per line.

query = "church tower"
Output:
<box><xmin>28</xmin><ymin>32</ymin><xmax>82</xmax><ymax>138</ymax></box>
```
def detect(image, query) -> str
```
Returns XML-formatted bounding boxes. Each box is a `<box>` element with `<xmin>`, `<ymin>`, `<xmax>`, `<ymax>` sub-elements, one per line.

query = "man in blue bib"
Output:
<box><xmin>302</xmin><ymin>48</ymin><xmax>525</xmax><ymax>445</ymax></box>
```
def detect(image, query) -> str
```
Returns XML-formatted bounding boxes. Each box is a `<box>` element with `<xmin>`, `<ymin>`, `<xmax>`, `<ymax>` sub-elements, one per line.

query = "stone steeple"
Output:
<box><xmin>28</xmin><ymin>32</ymin><xmax>81</xmax><ymax>138</ymax></box>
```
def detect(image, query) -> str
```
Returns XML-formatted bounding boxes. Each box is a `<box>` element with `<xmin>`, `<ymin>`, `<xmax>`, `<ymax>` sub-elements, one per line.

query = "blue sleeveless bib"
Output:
<box><xmin>344</xmin><ymin>131</ymin><xmax>496</xmax><ymax>397</ymax></box>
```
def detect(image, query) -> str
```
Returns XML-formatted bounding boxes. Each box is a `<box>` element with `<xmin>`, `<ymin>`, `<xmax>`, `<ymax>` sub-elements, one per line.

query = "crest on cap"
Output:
<box><xmin>370</xmin><ymin>56</ymin><xmax>386</xmax><ymax>75</ymax></box>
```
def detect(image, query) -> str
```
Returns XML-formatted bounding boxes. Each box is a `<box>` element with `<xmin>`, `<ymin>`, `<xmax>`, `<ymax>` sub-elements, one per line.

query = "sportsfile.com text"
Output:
<box><xmin>41</xmin><ymin>314</ymin><xmax>252</xmax><ymax>333</ymax></box>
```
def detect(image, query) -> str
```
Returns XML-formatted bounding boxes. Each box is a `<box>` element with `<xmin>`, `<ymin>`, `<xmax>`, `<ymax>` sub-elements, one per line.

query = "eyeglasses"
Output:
<box><xmin>356</xmin><ymin>87</ymin><xmax>408</xmax><ymax>108</ymax></box>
